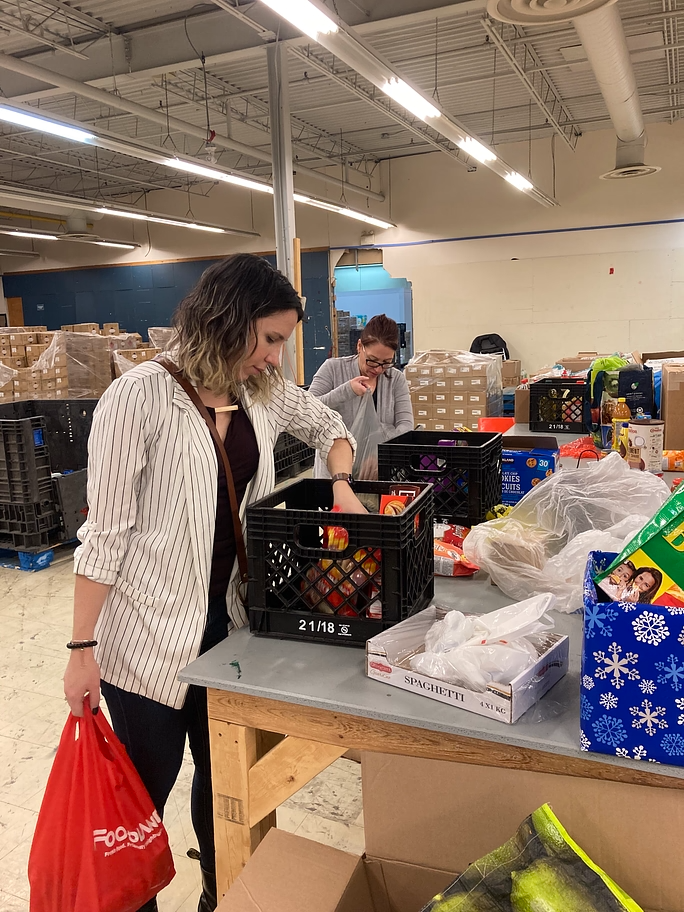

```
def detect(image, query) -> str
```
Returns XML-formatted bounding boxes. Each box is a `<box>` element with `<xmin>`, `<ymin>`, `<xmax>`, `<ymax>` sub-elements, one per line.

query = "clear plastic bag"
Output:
<box><xmin>463</xmin><ymin>453</ymin><xmax>670</xmax><ymax>612</ymax></box>
<box><xmin>349</xmin><ymin>391</ymin><xmax>384</xmax><ymax>480</ymax></box>
<box><xmin>410</xmin><ymin>594</ymin><xmax>556</xmax><ymax>692</ymax></box>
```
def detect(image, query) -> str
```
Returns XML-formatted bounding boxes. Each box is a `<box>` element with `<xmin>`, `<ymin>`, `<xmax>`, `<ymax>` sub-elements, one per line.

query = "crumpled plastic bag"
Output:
<box><xmin>410</xmin><ymin>594</ymin><xmax>556</xmax><ymax>692</ymax></box>
<box><xmin>350</xmin><ymin>390</ymin><xmax>384</xmax><ymax>480</ymax></box>
<box><xmin>463</xmin><ymin>453</ymin><xmax>670</xmax><ymax>612</ymax></box>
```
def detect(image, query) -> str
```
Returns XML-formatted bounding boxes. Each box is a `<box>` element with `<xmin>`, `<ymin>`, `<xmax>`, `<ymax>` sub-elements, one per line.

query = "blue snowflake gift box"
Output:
<box><xmin>581</xmin><ymin>551</ymin><xmax>684</xmax><ymax>767</ymax></box>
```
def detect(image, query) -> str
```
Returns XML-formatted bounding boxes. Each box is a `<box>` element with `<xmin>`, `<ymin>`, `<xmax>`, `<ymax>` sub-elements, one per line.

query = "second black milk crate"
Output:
<box><xmin>247</xmin><ymin>479</ymin><xmax>434</xmax><ymax>646</ymax></box>
<box><xmin>0</xmin><ymin>416</ymin><xmax>53</xmax><ymax>503</ymax></box>
<box><xmin>529</xmin><ymin>377</ymin><xmax>589</xmax><ymax>434</ymax></box>
<box><xmin>377</xmin><ymin>431</ymin><xmax>502</xmax><ymax>526</ymax></box>
<box><xmin>0</xmin><ymin>500</ymin><xmax>59</xmax><ymax>536</ymax></box>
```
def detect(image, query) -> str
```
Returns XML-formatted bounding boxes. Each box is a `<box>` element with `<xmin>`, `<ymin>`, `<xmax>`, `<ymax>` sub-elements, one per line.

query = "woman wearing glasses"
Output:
<box><xmin>309</xmin><ymin>314</ymin><xmax>414</xmax><ymax>478</ymax></box>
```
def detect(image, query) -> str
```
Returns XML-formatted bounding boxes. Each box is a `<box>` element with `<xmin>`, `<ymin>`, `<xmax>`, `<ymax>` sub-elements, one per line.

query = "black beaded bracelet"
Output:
<box><xmin>66</xmin><ymin>640</ymin><xmax>98</xmax><ymax>650</ymax></box>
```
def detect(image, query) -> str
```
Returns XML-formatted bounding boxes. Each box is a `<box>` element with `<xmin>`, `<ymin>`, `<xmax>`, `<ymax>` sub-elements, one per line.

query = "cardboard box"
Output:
<box><xmin>502</xmin><ymin>359</ymin><xmax>521</xmax><ymax>383</ymax></box>
<box><xmin>10</xmin><ymin>345</ymin><xmax>26</xmax><ymax>357</ymax></box>
<box><xmin>467</xmin><ymin>407</ymin><xmax>485</xmax><ymax>419</ymax></box>
<box><xmin>60</xmin><ymin>324</ymin><xmax>74</xmax><ymax>332</ymax></box>
<box><xmin>361</xmin><ymin>754</ymin><xmax>684</xmax><ymax>912</ymax></box>
<box><xmin>432</xmin><ymin>379</ymin><xmax>448</xmax><ymax>391</ymax></box>
<box><xmin>73</xmin><ymin>322</ymin><xmax>99</xmax><ymax>333</ymax></box>
<box><xmin>433</xmin><ymin>393</ymin><xmax>447</xmax><ymax>404</ymax></box>
<box><xmin>501</xmin><ymin>435</ymin><xmax>559</xmax><ymax>505</ymax></box>
<box><xmin>414</xmin><ymin>422</ymin><xmax>428</xmax><ymax>430</ymax></box>
<box><xmin>9</xmin><ymin>332</ymin><xmax>31</xmax><ymax>345</ymax></box>
<box><xmin>434</xmin><ymin>406</ymin><xmax>448</xmax><ymax>418</ymax></box>
<box><xmin>450</xmin><ymin>393</ymin><xmax>466</xmax><ymax>404</ymax></box>
<box><xmin>661</xmin><ymin>363</ymin><xmax>684</xmax><ymax>449</ymax></box>
<box><xmin>411</xmin><ymin>392</ymin><xmax>433</xmax><ymax>405</ymax></box>
<box><xmin>103</xmin><ymin>322</ymin><xmax>120</xmax><ymax>335</ymax></box>
<box><xmin>514</xmin><ymin>385</ymin><xmax>530</xmax><ymax>424</ymax></box>
<box><xmin>466</xmin><ymin>391</ymin><xmax>486</xmax><ymax>406</ymax></box>
<box><xmin>366</xmin><ymin>605</ymin><xmax>569</xmax><ymax>724</ymax></box>
<box><xmin>451</xmin><ymin>407</ymin><xmax>466</xmax><ymax>419</ymax></box>
<box><xmin>216</xmin><ymin>826</ymin><xmax>453</xmax><ymax>912</ymax></box>
<box><xmin>426</xmin><ymin>420</ymin><xmax>450</xmax><ymax>431</ymax></box>
<box><xmin>415</xmin><ymin>406</ymin><xmax>434</xmax><ymax>420</ymax></box>
<box><xmin>641</xmin><ymin>350</ymin><xmax>684</xmax><ymax>363</ymax></box>
<box><xmin>53</xmin><ymin>353</ymin><xmax>67</xmax><ymax>368</ymax></box>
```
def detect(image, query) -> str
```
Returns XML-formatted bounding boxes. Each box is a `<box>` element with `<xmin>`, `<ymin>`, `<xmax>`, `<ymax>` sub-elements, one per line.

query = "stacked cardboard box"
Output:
<box><xmin>113</xmin><ymin>347</ymin><xmax>161</xmax><ymax>378</ymax></box>
<box><xmin>335</xmin><ymin>310</ymin><xmax>352</xmax><ymax>357</ymax></box>
<box><xmin>65</xmin><ymin>333</ymin><xmax>113</xmax><ymax>397</ymax></box>
<box><xmin>406</xmin><ymin>352</ymin><xmax>503</xmax><ymax>431</ymax></box>
<box><xmin>501</xmin><ymin>358</ymin><xmax>522</xmax><ymax>388</ymax></box>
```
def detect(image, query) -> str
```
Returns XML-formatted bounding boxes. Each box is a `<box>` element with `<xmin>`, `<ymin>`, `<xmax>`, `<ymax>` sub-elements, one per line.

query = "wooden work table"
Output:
<box><xmin>180</xmin><ymin>573</ymin><xmax>684</xmax><ymax>900</ymax></box>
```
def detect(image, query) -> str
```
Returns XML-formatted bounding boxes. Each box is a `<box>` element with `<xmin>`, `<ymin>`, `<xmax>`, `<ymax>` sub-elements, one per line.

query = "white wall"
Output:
<box><xmin>381</xmin><ymin>120</ymin><xmax>684</xmax><ymax>370</ymax></box>
<box><xmin>3</xmin><ymin>119</ymin><xmax>684</xmax><ymax>372</ymax></box>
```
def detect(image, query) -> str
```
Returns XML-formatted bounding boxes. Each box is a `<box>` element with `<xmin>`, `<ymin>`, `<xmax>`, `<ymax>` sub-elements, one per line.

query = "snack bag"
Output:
<box><xmin>434</xmin><ymin>539</ymin><xmax>479</xmax><ymax>578</ymax></box>
<box><xmin>595</xmin><ymin>485</ymin><xmax>684</xmax><ymax>607</ymax></box>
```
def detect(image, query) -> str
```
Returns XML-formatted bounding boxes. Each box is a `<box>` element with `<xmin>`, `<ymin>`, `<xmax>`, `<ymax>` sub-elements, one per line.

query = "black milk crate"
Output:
<box><xmin>0</xmin><ymin>528</ymin><xmax>55</xmax><ymax>552</ymax></box>
<box><xmin>377</xmin><ymin>431</ymin><xmax>502</xmax><ymax>526</ymax></box>
<box><xmin>0</xmin><ymin>399</ymin><xmax>97</xmax><ymax>473</ymax></box>
<box><xmin>0</xmin><ymin>417</ymin><xmax>53</xmax><ymax>503</ymax></box>
<box><xmin>0</xmin><ymin>500</ymin><xmax>59</xmax><ymax>535</ymax></box>
<box><xmin>529</xmin><ymin>377</ymin><xmax>589</xmax><ymax>434</ymax></box>
<box><xmin>247</xmin><ymin>479</ymin><xmax>434</xmax><ymax>646</ymax></box>
<box><xmin>53</xmin><ymin>469</ymin><xmax>88</xmax><ymax>541</ymax></box>
<box><xmin>274</xmin><ymin>432</ymin><xmax>316</xmax><ymax>481</ymax></box>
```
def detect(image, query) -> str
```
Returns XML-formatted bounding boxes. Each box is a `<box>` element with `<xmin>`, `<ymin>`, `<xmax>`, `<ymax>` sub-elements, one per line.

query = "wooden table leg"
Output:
<box><xmin>208</xmin><ymin>691</ymin><xmax>347</xmax><ymax>899</ymax></box>
<box><xmin>209</xmin><ymin>717</ymin><xmax>261</xmax><ymax>900</ymax></box>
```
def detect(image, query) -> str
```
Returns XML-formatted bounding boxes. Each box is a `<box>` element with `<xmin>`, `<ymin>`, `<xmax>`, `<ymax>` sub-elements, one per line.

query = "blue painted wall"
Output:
<box><xmin>3</xmin><ymin>251</ymin><xmax>331</xmax><ymax>385</ymax></box>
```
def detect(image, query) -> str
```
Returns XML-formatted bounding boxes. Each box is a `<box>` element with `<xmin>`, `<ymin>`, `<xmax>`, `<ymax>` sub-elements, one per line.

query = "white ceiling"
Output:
<box><xmin>0</xmin><ymin>0</ymin><xmax>678</xmax><ymax>208</ymax></box>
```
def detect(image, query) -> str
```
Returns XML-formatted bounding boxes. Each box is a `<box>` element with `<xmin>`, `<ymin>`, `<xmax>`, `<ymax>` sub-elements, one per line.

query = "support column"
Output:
<box><xmin>267</xmin><ymin>42</ymin><xmax>298</xmax><ymax>383</ymax></box>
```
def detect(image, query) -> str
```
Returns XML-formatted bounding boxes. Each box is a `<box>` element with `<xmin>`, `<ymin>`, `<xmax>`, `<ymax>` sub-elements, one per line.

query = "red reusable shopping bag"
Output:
<box><xmin>28</xmin><ymin>703</ymin><xmax>175</xmax><ymax>912</ymax></box>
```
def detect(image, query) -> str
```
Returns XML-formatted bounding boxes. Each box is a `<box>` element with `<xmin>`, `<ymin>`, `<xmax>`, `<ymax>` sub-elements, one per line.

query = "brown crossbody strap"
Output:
<box><xmin>156</xmin><ymin>357</ymin><xmax>249</xmax><ymax>587</ymax></box>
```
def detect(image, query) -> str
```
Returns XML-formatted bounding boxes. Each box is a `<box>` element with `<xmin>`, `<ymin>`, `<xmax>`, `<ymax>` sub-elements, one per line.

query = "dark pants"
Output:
<box><xmin>101</xmin><ymin>596</ymin><xmax>229</xmax><ymax>890</ymax></box>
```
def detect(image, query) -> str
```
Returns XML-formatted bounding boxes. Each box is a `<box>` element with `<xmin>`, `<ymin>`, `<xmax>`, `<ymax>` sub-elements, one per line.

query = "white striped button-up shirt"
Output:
<box><xmin>74</xmin><ymin>361</ymin><xmax>354</xmax><ymax>708</ymax></box>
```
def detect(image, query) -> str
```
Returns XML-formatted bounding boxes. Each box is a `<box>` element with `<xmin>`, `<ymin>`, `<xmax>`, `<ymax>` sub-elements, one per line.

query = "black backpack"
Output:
<box><xmin>470</xmin><ymin>333</ymin><xmax>510</xmax><ymax>360</ymax></box>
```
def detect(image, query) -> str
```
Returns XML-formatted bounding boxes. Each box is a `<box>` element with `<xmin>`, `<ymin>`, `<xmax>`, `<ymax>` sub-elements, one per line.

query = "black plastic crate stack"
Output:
<box><xmin>248</xmin><ymin>479</ymin><xmax>434</xmax><ymax>646</ymax></box>
<box><xmin>529</xmin><ymin>377</ymin><xmax>588</xmax><ymax>434</ymax></box>
<box><xmin>377</xmin><ymin>431</ymin><xmax>502</xmax><ymax>526</ymax></box>
<box><xmin>274</xmin><ymin>432</ymin><xmax>315</xmax><ymax>482</ymax></box>
<box><xmin>0</xmin><ymin>417</ymin><xmax>59</xmax><ymax>550</ymax></box>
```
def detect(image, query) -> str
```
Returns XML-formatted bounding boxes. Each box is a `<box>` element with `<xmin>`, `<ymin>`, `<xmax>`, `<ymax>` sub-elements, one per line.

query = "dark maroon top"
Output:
<box><xmin>207</xmin><ymin>404</ymin><xmax>259</xmax><ymax>600</ymax></box>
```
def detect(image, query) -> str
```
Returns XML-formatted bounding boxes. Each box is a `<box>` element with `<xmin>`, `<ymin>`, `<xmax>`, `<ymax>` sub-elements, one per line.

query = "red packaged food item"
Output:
<box><xmin>433</xmin><ymin>539</ymin><xmax>479</xmax><ymax>578</ymax></box>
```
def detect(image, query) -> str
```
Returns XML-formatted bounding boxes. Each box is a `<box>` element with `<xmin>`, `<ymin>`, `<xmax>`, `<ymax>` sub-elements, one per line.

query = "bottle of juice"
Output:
<box><xmin>611</xmin><ymin>398</ymin><xmax>631</xmax><ymax>450</ymax></box>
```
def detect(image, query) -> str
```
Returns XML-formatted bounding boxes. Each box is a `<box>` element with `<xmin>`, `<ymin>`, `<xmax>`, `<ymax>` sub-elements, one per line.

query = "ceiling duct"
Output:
<box><xmin>487</xmin><ymin>0</ymin><xmax>660</xmax><ymax>180</ymax></box>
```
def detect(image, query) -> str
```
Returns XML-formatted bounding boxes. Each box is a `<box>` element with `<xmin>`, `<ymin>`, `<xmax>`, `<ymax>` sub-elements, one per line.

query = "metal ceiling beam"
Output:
<box><xmin>481</xmin><ymin>18</ymin><xmax>579</xmax><ymax>150</ymax></box>
<box><xmin>0</xmin><ymin>9</ymin><xmax>90</xmax><ymax>59</ymax></box>
<box><xmin>290</xmin><ymin>45</ymin><xmax>473</xmax><ymax>169</ymax></box>
<box><xmin>26</xmin><ymin>0</ymin><xmax>116</xmax><ymax>35</ymax></box>
<box><xmin>0</xmin><ymin>52</ymin><xmax>384</xmax><ymax>202</ymax></box>
<box><xmin>156</xmin><ymin>69</ymin><xmax>372</xmax><ymax>174</ymax></box>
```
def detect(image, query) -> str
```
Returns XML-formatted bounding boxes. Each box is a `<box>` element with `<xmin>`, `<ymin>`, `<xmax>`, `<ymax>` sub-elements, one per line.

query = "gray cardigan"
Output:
<box><xmin>308</xmin><ymin>354</ymin><xmax>414</xmax><ymax>478</ymax></box>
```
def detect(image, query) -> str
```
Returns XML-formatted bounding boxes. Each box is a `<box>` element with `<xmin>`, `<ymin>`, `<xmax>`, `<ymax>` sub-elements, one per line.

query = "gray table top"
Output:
<box><xmin>181</xmin><ymin>424</ymin><xmax>682</xmax><ymax>781</ymax></box>
<box><xmin>180</xmin><ymin>574</ymin><xmax>684</xmax><ymax>782</ymax></box>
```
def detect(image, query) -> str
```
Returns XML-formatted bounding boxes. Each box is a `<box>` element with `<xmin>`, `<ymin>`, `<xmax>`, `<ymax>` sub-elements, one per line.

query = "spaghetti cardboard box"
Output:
<box><xmin>365</xmin><ymin>605</ymin><xmax>568</xmax><ymax>724</ymax></box>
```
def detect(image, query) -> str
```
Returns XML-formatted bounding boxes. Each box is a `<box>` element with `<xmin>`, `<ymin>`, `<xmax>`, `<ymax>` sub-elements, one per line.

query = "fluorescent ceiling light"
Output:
<box><xmin>92</xmin><ymin>240</ymin><xmax>138</xmax><ymax>250</ymax></box>
<box><xmin>293</xmin><ymin>193</ymin><xmax>394</xmax><ymax>229</ymax></box>
<box><xmin>5</xmin><ymin>229</ymin><xmax>58</xmax><ymax>240</ymax></box>
<box><xmin>95</xmin><ymin>207</ymin><xmax>227</xmax><ymax>233</ymax></box>
<box><xmin>505</xmin><ymin>172</ymin><xmax>534</xmax><ymax>192</ymax></box>
<box><xmin>458</xmin><ymin>138</ymin><xmax>497</xmax><ymax>164</ymax></box>
<box><xmin>382</xmin><ymin>78</ymin><xmax>440</xmax><ymax>122</ymax></box>
<box><xmin>258</xmin><ymin>0</ymin><xmax>338</xmax><ymax>39</ymax></box>
<box><xmin>162</xmin><ymin>158</ymin><xmax>274</xmax><ymax>194</ymax></box>
<box><xmin>0</xmin><ymin>105</ymin><xmax>94</xmax><ymax>143</ymax></box>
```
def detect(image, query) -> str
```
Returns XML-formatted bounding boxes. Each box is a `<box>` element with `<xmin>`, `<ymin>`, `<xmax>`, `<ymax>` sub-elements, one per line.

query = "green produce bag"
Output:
<box><xmin>422</xmin><ymin>804</ymin><xmax>641</xmax><ymax>912</ymax></box>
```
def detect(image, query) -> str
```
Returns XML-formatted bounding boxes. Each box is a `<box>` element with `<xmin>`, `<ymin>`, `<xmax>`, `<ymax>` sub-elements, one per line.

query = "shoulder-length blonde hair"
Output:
<box><xmin>172</xmin><ymin>254</ymin><xmax>304</xmax><ymax>399</ymax></box>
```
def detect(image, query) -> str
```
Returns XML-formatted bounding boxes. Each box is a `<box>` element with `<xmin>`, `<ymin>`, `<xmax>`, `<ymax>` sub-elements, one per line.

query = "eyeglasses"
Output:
<box><xmin>362</xmin><ymin>345</ymin><xmax>395</xmax><ymax>370</ymax></box>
